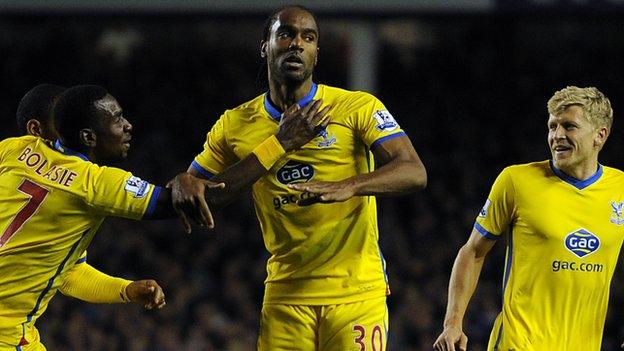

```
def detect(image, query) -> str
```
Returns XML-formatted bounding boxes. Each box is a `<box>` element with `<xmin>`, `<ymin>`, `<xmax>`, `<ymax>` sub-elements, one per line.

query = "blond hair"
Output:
<box><xmin>547</xmin><ymin>86</ymin><xmax>613</xmax><ymax>129</ymax></box>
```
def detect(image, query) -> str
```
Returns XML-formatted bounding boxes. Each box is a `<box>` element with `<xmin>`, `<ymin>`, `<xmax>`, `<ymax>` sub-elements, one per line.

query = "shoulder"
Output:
<box><xmin>222</xmin><ymin>93</ymin><xmax>266</xmax><ymax>120</ymax></box>
<box><xmin>503</xmin><ymin>160</ymin><xmax>550</xmax><ymax>178</ymax></box>
<box><xmin>0</xmin><ymin>135</ymin><xmax>38</xmax><ymax>149</ymax></box>
<box><xmin>601</xmin><ymin>164</ymin><xmax>624</xmax><ymax>181</ymax></box>
<box><xmin>320</xmin><ymin>84</ymin><xmax>380</xmax><ymax>106</ymax></box>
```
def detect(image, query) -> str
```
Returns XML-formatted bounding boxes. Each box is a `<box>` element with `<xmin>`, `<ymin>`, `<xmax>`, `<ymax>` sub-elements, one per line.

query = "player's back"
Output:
<box><xmin>0</xmin><ymin>135</ymin><xmax>154</xmax><ymax>346</ymax></box>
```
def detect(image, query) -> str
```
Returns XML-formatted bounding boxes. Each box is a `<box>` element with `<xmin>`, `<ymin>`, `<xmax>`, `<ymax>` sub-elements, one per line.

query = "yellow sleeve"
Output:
<box><xmin>81</xmin><ymin>164</ymin><xmax>161</xmax><ymax>219</ymax></box>
<box><xmin>348</xmin><ymin>92</ymin><xmax>406</xmax><ymax>148</ymax></box>
<box><xmin>191</xmin><ymin>113</ymin><xmax>238</xmax><ymax>177</ymax></box>
<box><xmin>60</xmin><ymin>262</ymin><xmax>132</xmax><ymax>303</ymax></box>
<box><xmin>474</xmin><ymin>167</ymin><xmax>516</xmax><ymax>239</ymax></box>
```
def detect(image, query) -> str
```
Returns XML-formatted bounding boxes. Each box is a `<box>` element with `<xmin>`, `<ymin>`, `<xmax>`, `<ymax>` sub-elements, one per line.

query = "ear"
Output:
<box><xmin>594</xmin><ymin>126</ymin><xmax>609</xmax><ymax>149</ymax></box>
<box><xmin>314</xmin><ymin>47</ymin><xmax>319</xmax><ymax>66</ymax></box>
<box><xmin>260</xmin><ymin>41</ymin><xmax>267</xmax><ymax>58</ymax></box>
<box><xmin>25</xmin><ymin>119</ymin><xmax>43</xmax><ymax>137</ymax></box>
<box><xmin>79</xmin><ymin>128</ymin><xmax>97</xmax><ymax>148</ymax></box>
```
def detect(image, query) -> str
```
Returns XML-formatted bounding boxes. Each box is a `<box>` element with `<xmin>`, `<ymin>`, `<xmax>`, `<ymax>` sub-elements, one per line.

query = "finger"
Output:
<box><xmin>297</xmin><ymin>195</ymin><xmax>322</xmax><ymax>206</ymax></box>
<box><xmin>199</xmin><ymin>198</ymin><xmax>216</xmax><ymax>229</ymax></box>
<box><xmin>287</xmin><ymin>183</ymin><xmax>309</xmax><ymax>191</ymax></box>
<box><xmin>139</xmin><ymin>284</ymin><xmax>155</xmax><ymax>295</ymax></box>
<box><xmin>282</xmin><ymin>103</ymin><xmax>300</xmax><ymax>119</ymax></box>
<box><xmin>297</xmin><ymin>99</ymin><xmax>319</xmax><ymax>119</ymax></box>
<box><xmin>207</xmin><ymin>182</ymin><xmax>225</xmax><ymax>190</ymax></box>
<box><xmin>174</xmin><ymin>207</ymin><xmax>192</xmax><ymax>234</ymax></box>
<box><xmin>458</xmin><ymin>334</ymin><xmax>468</xmax><ymax>351</ymax></box>
<box><xmin>311</xmin><ymin>105</ymin><xmax>331</xmax><ymax>126</ymax></box>
<box><xmin>304</xmin><ymin>100</ymin><xmax>323</xmax><ymax>122</ymax></box>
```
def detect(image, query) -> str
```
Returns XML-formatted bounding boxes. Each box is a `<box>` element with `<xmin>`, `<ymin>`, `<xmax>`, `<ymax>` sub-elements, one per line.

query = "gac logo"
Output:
<box><xmin>565</xmin><ymin>229</ymin><xmax>600</xmax><ymax>258</ymax></box>
<box><xmin>276</xmin><ymin>161</ymin><xmax>314</xmax><ymax>185</ymax></box>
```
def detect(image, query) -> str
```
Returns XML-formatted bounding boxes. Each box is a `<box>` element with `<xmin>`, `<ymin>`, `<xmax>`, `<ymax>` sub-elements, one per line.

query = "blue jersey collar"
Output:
<box><xmin>264</xmin><ymin>82</ymin><xmax>318</xmax><ymax>121</ymax></box>
<box><xmin>549</xmin><ymin>159</ymin><xmax>602</xmax><ymax>190</ymax></box>
<box><xmin>54</xmin><ymin>139</ymin><xmax>90</xmax><ymax>161</ymax></box>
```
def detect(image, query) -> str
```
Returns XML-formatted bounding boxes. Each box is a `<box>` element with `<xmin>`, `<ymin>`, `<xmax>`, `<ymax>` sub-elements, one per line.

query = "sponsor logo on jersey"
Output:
<box><xmin>125</xmin><ymin>176</ymin><xmax>150</xmax><ymax>198</ymax></box>
<box><xmin>372</xmin><ymin>109</ymin><xmax>399</xmax><ymax>131</ymax></box>
<box><xmin>479</xmin><ymin>199</ymin><xmax>491</xmax><ymax>218</ymax></box>
<box><xmin>276</xmin><ymin>161</ymin><xmax>314</xmax><ymax>185</ymax></box>
<box><xmin>564</xmin><ymin>229</ymin><xmax>600</xmax><ymax>258</ymax></box>
<box><xmin>610</xmin><ymin>201</ymin><xmax>624</xmax><ymax>225</ymax></box>
<box><xmin>316</xmin><ymin>128</ymin><xmax>337</xmax><ymax>148</ymax></box>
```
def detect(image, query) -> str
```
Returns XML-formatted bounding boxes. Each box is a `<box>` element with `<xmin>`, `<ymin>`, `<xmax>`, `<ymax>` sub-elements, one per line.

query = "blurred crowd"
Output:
<box><xmin>1</xmin><ymin>13</ymin><xmax>624</xmax><ymax>350</ymax></box>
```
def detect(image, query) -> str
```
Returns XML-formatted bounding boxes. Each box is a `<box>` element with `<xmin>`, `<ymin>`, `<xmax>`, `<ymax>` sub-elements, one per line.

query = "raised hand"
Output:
<box><xmin>288</xmin><ymin>179</ymin><xmax>356</xmax><ymax>206</ymax></box>
<box><xmin>126</xmin><ymin>279</ymin><xmax>166</xmax><ymax>310</ymax></box>
<box><xmin>275</xmin><ymin>99</ymin><xmax>331</xmax><ymax>152</ymax></box>
<box><xmin>169</xmin><ymin>172</ymin><xmax>225</xmax><ymax>233</ymax></box>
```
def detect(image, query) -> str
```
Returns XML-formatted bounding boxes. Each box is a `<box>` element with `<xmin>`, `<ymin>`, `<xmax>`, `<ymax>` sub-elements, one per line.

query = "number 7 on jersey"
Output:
<box><xmin>0</xmin><ymin>179</ymin><xmax>50</xmax><ymax>248</ymax></box>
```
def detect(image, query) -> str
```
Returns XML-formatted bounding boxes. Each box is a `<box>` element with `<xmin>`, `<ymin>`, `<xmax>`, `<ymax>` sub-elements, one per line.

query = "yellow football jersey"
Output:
<box><xmin>0</xmin><ymin>136</ymin><xmax>160</xmax><ymax>348</ymax></box>
<box><xmin>193</xmin><ymin>83</ymin><xmax>407</xmax><ymax>305</ymax></box>
<box><xmin>475</xmin><ymin>160</ymin><xmax>624</xmax><ymax>351</ymax></box>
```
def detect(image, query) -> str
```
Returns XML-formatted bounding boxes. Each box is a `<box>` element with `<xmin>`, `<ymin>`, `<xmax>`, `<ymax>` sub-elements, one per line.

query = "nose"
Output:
<box><xmin>553</xmin><ymin>125</ymin><xmax>565</xmax><ymax>139</ymax></box>
<box><xmin>124</xmin><ymin>119</ymin><xmax>133</xmax><ymax>133</ymax></box>
<box><xmin>289</xmin><ymin>35</ymin><xmax>303</xmax><ymax>50</ymax></box>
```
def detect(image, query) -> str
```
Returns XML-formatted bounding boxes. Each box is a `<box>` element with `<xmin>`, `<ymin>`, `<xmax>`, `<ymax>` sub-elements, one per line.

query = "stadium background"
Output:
<box><xmin>1</xmin><ymin>0</ymin><xmax>624</xmax><ymax>349</ymax></box>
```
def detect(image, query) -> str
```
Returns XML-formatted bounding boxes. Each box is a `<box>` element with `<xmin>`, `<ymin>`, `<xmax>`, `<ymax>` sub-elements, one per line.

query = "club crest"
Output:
<box><xmin>610</xmin><ymin>201</ymin><xmax>624</xmax><ymax>225</ymax></box>
<box><xmin>316</xmin><ymin>128</ymin><xmax>337</xmax><ymax>148</ymax></box>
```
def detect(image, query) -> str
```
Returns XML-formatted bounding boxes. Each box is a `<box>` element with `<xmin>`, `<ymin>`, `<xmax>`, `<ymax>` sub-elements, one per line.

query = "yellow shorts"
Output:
<box><xmin>258</xmin><ymin>297</ymin><xmax>388</xmax><ymax>351</ymax></box>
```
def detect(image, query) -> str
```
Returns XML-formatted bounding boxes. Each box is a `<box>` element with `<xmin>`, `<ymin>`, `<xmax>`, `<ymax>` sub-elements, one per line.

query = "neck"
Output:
<box><xmin>557</xmin><ymin>159</ymin><xmax>599</xmax><ymax>181</ymax></box>
<box><xmin>268</xmin><ymin>77</ymin><xmax>313</xmax><ymax>111</ymax></box>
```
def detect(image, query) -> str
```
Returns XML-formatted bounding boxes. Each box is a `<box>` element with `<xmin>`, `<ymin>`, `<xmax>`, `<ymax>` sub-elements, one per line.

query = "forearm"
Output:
<box><xmin>60</xmin><ymin>263</ymin><xmax>131</xmax><ymax>304</ymax></box>
<box><xmin>201</xmin><ymin>135</ymin><xmax>287</xmax><ymax>209</ymax></box>
<box><xmin>443</xmin><ymin>245</ymin><xmax>486</xmax><ymax>328</ymax></box>
<box><xmin>206</xmin><ymin>155</ymin><xmax>270</xmax><ymax>209</ymax></box>
<box><xmin>350</xmin><ymin>159</ymin><xmax>427</xmax><ymax>197</ymax></box>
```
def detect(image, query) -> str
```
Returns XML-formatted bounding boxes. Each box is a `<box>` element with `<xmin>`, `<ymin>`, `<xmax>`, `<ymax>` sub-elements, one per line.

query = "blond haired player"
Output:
<box><xmin>171</xmin><ymin>5</ymin><xmax>427</xmax><ymax>350</ymax></box>
<box><xmin>434</xmin><ymin>86</ymin><xmax>624</xmax><ymax>351</ymax></box>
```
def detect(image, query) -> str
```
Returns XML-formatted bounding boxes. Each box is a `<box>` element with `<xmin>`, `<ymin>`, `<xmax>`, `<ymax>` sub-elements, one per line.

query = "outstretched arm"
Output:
<box><xmin>433</xmin><ymin>229</ymin><xmax>496</xmax><ymax>351</ymax></box>
<box><xmin>60</xmin><ymin>262</ymin><xmax>165</xmax><ymax>310</ymax></box>
<box><xmin>170</xmin><ymin>100</ymin><xmax>331</xmax><ymax>227</ymax></box>
<box><xmin>289</xmin><ymin>135</ymin><xmax>426</xmax><ymax>205</ymax></box>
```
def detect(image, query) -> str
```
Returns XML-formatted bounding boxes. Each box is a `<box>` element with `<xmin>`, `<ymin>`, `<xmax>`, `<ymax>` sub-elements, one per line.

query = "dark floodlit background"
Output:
<box><xmin>1</xmin><ymin>1</ymin><xmax>624</xmax><ymax>350</ymax></box>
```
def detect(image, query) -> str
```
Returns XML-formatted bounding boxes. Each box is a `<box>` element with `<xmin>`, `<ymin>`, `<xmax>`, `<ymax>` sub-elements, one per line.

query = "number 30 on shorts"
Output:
<box><xmin>352</xmin><ymin>324</ymin><xmax>384</xmax><ymax>351</ymax></box>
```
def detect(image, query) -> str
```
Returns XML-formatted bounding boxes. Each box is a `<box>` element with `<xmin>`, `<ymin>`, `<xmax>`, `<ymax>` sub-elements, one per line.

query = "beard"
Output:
<box><xmin>269</xmin><ymin>58</ymin><xmax>314</xmax><ymax>86</ymax></box>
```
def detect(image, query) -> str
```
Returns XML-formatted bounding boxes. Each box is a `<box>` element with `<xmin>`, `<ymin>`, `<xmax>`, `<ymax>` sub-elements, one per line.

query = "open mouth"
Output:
<box><xmin>283</xmin><ymin>55</ymin><xmax>304</xmax><ymax>69</ymax></box>
<box><xmin>553</xmin><ymin>145</ymin><xmax>571</xmax><ymax>155</ymax></box>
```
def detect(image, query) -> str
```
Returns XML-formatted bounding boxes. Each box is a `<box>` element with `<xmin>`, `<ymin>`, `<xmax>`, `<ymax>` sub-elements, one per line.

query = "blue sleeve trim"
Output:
<box><xmin>144</xmin><ymin>185</ymin><xmax>162</xmax><ymax>219</ymax></box>
<box><xmin>474</xmin><ymin>222</ymin><xmax>499</xmax><ymax>240</ymax></box>
<box><xmin>190</xmin><ymin>160</ymin><xmax>214</xmax><ymax>179</ymax></box>
<box><xmin>371</xmin><ymin>131</ymin><xmax>407</xmax><ymax>149</ymax></box>
<box><xmin>75</xmin><ymin>256</ymin><xmax>87</xmax><ymax>264</ymax></box>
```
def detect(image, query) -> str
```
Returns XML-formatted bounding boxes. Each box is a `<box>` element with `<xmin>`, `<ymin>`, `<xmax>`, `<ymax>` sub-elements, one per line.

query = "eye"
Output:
<box><xmin>564</xmin><ymin>124</ymin><xmax>577</xmax><ymax>131</ymax></box>
<box><xmin>278</xmin><ymin>31</ymin><xmax>292</xmax><ymax>39</ymax></box>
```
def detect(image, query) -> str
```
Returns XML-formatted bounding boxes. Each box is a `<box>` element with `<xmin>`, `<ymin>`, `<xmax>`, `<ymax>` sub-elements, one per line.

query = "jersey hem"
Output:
<box><xmin>262</xmin><ymin>288</ymin><xmax>388</xmax><ymax>306</ymax></box>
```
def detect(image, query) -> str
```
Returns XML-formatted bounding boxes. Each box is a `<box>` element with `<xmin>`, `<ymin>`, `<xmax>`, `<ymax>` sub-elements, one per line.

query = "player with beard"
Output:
<box><xmin>170</xmin><ymin>5</ymin><xmax>427</xmax><ymax>350</ymax></box>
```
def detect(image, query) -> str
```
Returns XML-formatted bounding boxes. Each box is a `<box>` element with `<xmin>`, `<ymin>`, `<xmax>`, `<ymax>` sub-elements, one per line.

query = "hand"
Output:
<box><xmin>433</xmin><ymin>326</ymin><xmax>468</xmax><ymax>351</ymax></box>
<box><xmin>288</xmin><ymin>179</ymin><xmax>356</xmax><ymax>206</ymax></box>
<box><xmin>126</xmin><ymin>279</ymin><xmax>165</xmax><ymax>310</ymax></box>
<box><xmin>169</xmin><ymin>172</ymin><xmax>225</xmax><ymax>233</ymax></box>
<box><xmin>275</xmin><ymin>99</ymin><xmax>331</xmax><ymax>152</ymax></box>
